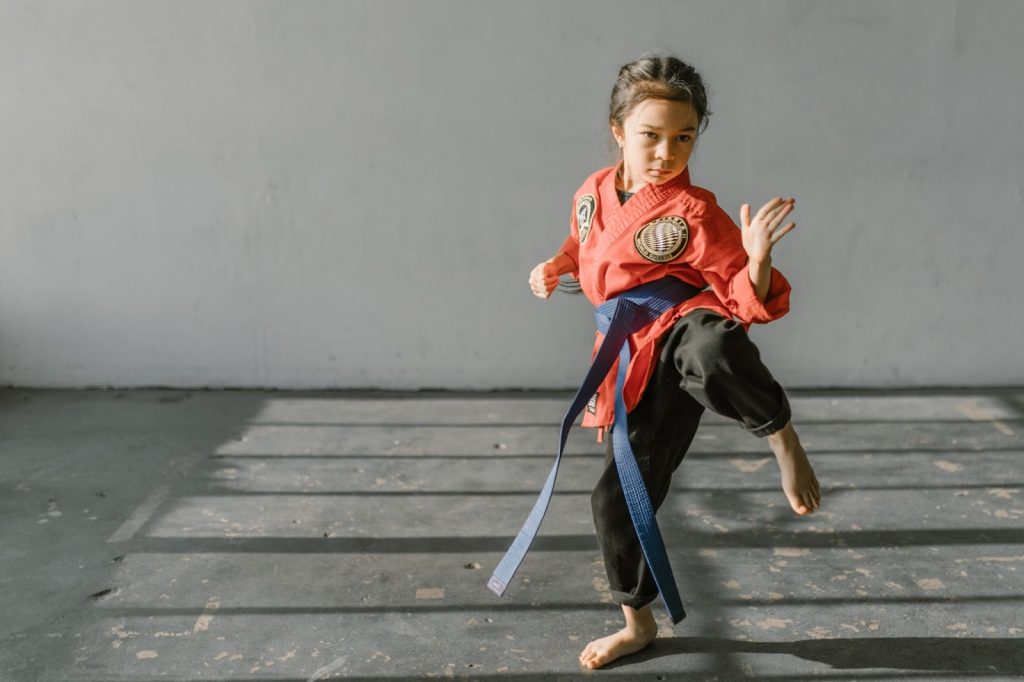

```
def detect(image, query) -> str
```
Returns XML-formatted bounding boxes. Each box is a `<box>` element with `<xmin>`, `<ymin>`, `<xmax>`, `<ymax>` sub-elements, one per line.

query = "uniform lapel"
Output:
<box><xmin>596</xmin><ymin>163</ymin><xmax>692</xmax><ymax>258</ymax></box>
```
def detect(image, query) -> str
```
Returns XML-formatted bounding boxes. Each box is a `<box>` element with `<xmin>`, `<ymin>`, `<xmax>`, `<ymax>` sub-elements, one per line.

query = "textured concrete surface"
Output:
<box><xmin>2</xmin><ymin>388</ymin><xmax>1023</xmax><ymax>680</ymax></box>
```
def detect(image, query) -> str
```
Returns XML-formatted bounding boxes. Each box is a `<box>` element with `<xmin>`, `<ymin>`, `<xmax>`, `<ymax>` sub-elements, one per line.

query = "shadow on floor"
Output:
<box><xmin>616</xmin><ymin>635</ymin><xmax>1023</xmax><ymax>674</ymax></box>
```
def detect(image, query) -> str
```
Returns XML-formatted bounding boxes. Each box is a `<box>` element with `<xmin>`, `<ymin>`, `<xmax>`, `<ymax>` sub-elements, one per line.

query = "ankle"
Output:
<box><xmin>767</xmin><ymin>421</ymin><xmax>798</xmax><ymax>448</ymax></box>
<box><xmin>621</xmin><ymin>604</ymin><xmax>657</xmax><ymax>634</ymax></box>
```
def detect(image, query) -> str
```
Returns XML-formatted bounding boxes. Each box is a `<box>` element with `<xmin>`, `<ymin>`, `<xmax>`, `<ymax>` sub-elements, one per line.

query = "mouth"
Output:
<box><xmin>649</xmin><ymin>169</ymin><xmax>674</xmax><ymax>177</ymax></box>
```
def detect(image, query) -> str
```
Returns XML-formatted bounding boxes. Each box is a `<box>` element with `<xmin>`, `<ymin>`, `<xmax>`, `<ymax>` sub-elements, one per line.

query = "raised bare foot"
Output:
<box><xmin>579</xmin><ymin>604</ymin><xmax>658</xmax><ymax>670</ymax></box>
<box><xmin>768</xmin><ymin>421</ymin><xmax>821</xmax><ymax>515</ymax></box>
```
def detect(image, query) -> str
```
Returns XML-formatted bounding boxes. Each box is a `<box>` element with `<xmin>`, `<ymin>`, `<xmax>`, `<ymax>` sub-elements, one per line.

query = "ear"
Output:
<box><xmin>610</xmin><ymin>123</ymin><xmax>625</xmax><ymax>149</ymax></box>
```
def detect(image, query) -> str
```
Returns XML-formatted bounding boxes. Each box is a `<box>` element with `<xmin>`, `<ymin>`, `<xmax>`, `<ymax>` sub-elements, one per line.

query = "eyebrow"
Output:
<box><xmin>638</xmin><ymin>124</ymin><xmax>697</xmax><ymax>132</ymax></box>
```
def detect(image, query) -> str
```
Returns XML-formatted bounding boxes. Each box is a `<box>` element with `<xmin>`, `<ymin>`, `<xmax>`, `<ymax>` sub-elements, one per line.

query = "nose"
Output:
<box><xmin>655</xmin><ymin>139</ymin><xmax>674</xmax><ymax>160</ymax></box>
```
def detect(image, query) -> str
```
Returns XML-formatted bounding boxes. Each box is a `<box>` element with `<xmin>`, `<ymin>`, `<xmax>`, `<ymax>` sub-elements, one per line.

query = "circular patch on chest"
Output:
<box><xmin>576</xmin><ymin>194</ymin><xmax>596</xmax><ymax>244</ymax></box>
<box><xmin>634</xmin><ymin>215</ymin><xmax>689</xmax><ymax>263</ymax></box>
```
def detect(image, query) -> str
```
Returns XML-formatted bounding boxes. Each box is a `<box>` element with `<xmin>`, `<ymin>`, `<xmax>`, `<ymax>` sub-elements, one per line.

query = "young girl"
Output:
<box><xmin>528</xmin><ymin>55</ymin><xmax>821</xmax><ymax>670</ymax></box>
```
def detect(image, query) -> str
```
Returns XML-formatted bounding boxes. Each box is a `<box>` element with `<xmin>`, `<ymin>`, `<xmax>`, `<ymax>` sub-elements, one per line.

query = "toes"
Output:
<box><xmin>589</xmin><ymin>648</ymin><xmax>612</xmax><ymax>669</ymax></box>
<box><xmin>579</xmin><ymin>643</ymin><xmax>599</xmax><ymax>666</ymax></box>
<box><xmin>579</xmin><ymin>641</ymin><xmax>613</xmax><ymax>670</ymax></box>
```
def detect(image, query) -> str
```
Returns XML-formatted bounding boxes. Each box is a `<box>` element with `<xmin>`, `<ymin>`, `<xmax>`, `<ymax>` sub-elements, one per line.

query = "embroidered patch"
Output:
<box><xmin>587</xmin><ymin>391</ymin><xmax>599</xmax><ymax>414</ymax></box>
<box><xmin>634</xmin><ymin>215</ymin><xmax>689</xmax><ymax>263</ymax></box>
<box><xmin>576</xmin><ymin>194</ymin><xmax>596</xmax><ymax>244</ymax></box>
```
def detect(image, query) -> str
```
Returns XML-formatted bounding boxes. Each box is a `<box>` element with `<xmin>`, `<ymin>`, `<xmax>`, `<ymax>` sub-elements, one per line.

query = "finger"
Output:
<box><xmin>766</xmin><ymin>203</ymin><xmax>794</xmax><ymax>229</ymax></box>
<box><xmin>760</xmin><ymin>196</ymin><xmax>795</xmax><ymax>224</ymax></box>
<box><xmin>763</xmin><ymin>201</ymin><xmax>794</xmax><ymax>229</ymax></box>
<box><xmin>756</xmin><ymin>197</ymin><xmax>784</xmax><ymax>221</ymax></box>
<box><xmin>771</xmin><ymin>199</ymin><xmax>796</xmax><ymax>226</ymax></box>
<box><xmin>740</xmin><ymin>203</ymin><xmax>750</xmax><ymax>228</ymax></box>
<box><xmin>769</xmin><ymin>222</ymin><xmax>796</xmax><ymax>243</ymax></box>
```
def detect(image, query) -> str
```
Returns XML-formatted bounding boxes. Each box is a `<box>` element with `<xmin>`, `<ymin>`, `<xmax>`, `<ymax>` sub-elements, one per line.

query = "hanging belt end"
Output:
<box><xmin>487</xmin><ymin>575</ymin><xmax>508</xmax><ymax>597</ymax></box>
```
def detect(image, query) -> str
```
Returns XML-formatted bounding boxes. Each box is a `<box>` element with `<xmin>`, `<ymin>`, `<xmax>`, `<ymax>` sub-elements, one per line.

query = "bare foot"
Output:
<box><xmin>767</xmin><ymin>421</ymin><xmax>821</xmax><ymax>515</ymax></box>
<box><xmin>579</xmin><ymin>604</ymin><xmax>658</xmax><ymax>670</ymax></box>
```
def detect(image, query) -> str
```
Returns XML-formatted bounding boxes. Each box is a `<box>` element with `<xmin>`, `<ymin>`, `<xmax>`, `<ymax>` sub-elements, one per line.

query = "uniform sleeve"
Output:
<box><xmin>687</xmin><ymin>202</ymin><xmax>791</xmax><ymax>325</ymax></box>
<box><xmin>557</xmin><ymin>198</ymin><xmax>581</xmax><ymax>279</ymax></box>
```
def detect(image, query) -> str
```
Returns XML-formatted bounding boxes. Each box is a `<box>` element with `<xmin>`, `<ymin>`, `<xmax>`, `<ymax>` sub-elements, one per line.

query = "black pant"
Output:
<box><xmin>591</xmin><ymin>309</ymin><xmax>792</xmax><ymax>609</ymax></box>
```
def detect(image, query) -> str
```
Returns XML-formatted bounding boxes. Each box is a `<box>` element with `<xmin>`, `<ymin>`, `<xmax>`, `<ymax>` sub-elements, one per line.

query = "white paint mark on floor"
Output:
<box><xmin>957</xmin><ymin>402</ymin><xmax>1017</xmax><ymax>436</ymax></box>
<box><xmin>993</xmin><ymin>421</ymin><xmax>1017</xmax><ymax>436</ymax></box>
<box><xmin>933</xmin><ymin>460</ymin><xmax>962</xmax><ymax>473</ymax></box>
<box><xmin>773</xmin><ymin>547</ymin><xmax>810</xmax><ymax>557</ymax></box>
<box><xmin>756</xmin><ymin>617</ymin><xmax>792</xmax><ymax>630</ymax></box>
<box><xmin>730</xmin><ymin>458</ymin><xmax>770</xmax><ymax>473</ymax></box>
<box><xmin>193</xmin><ymin>598</ymin><xmax>221</xmax><ymax>633</ymax></box>
<box><xmin>307</xmin><ymin>655</ymin><xmax>348</xmax><ymax>681</ymax></box>
<box><xmin>590</xmin><ymin>575</ymin><xmax>614</xmax><ymax>604</ymax></box>
<box><xmin>987</xmin><ymin>488</ymin><xmax>1020</xmax><ymax>500</ymax></box>
<box><xmin>107</xmin><ymin>485</ymin><xmax>171</xmax><ymax>543</ymax></box>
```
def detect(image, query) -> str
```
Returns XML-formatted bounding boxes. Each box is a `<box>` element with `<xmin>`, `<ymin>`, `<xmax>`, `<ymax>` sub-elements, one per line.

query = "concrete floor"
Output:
<box><xmin>1</xmin><ymin>387</ymin><xmax>1023</xmax><ymax>681</ymax></box>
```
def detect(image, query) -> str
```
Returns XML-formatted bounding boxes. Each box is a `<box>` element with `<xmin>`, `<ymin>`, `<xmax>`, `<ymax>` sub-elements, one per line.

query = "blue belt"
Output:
<box><xmin>488</xmin><ymin>276</ymin><xmax>702</xmax><ymax>624</ymax></box>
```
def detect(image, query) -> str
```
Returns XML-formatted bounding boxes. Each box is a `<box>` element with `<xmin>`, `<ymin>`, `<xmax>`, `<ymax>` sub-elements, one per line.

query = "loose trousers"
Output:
<box><xmin>591</xmin><ymin>309</ymin><xmax>792</xmax><ymax>608</ymax></box>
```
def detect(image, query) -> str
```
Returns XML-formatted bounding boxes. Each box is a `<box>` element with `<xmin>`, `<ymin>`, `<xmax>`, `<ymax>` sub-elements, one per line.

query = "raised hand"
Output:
<box><xmin>740</xmin><ymin>197</ymin><xmax>796</xmax><ymax>264</ymax></box>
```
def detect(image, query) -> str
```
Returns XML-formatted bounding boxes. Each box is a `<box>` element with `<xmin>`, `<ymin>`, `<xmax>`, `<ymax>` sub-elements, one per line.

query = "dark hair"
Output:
<box><xmin>609</xmin><ymin>54</ymin><xmax>711</xmax><ymax>136</ymax></box>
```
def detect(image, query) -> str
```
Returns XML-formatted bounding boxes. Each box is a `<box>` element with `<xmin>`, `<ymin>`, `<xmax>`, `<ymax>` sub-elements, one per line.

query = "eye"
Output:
<box><xmin>641</xmin><ymin>131</ymin><xmax>657</xmax><ymax>139</ymax></box>
<box><xmin>676</xmin><ymin>135</ymin><xmax>692</xmax><ymax>143</ymax></box>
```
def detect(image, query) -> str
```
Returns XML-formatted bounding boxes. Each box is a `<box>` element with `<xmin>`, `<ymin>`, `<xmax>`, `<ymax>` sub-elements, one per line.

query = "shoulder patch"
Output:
<box><xmin>576</xmin><ymin>194</ymin><xmax>596</xmax><ymax>244</ymax></box>
<box><xmin>634</xmin><ymin>216</ymin><xmax>689</xmax><ymax>263</ymax></box>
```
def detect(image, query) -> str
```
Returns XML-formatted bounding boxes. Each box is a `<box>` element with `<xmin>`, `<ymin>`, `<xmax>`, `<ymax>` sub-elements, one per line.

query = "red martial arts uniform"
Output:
<box><xmin>557</xmin><ymin>162</ymin><xmax>793</xmax><ymax>436</ymax></box>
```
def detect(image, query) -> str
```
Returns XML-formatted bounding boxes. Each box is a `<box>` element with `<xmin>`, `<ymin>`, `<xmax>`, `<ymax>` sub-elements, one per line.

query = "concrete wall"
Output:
<box><xmin>2</xmin><ymin>0</ymin><xmax>1021</xmax><ymax>389</ymax></box>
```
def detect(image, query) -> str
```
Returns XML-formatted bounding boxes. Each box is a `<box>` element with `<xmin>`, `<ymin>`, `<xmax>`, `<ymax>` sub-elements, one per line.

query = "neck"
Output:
<box><xmin>616</xmin><ymin>163</ymin><xmax>647</xmax><ymax>194</ymax></box>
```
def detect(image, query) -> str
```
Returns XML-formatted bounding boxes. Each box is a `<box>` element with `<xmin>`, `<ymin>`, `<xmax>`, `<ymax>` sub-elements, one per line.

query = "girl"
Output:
<box><xmin>528</xmin><ymin>55</ymin><xmax>821</xmax><ymax>670</ymax></box>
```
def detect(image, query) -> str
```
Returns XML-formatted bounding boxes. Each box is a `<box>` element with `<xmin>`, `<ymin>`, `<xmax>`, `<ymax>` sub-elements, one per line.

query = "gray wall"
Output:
<box><xmin>2</xmin><ymin>0</ymin><xmax>1021</xmax><ymax>389</ymax></box>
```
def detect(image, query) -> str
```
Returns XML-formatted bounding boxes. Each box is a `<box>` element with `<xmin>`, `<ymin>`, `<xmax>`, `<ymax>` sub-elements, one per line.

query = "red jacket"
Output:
<box><xmin>558</xmin><ymin>162</ymin><xmax>792</xmax><ymax>433</ymax></box>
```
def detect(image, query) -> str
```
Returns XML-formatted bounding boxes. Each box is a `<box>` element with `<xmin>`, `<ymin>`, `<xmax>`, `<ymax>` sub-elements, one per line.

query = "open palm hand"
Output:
<box><xmin>740</xmin><ymin>197</ymin><xmax>796</xmax><ymax>263</ymax></box>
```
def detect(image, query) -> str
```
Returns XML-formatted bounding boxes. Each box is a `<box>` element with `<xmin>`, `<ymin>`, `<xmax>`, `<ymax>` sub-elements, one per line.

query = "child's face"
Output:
<box><xmin>611</xmin><ymin>98</ymin><xmax>699</xmax><ymax>187</ymax></box>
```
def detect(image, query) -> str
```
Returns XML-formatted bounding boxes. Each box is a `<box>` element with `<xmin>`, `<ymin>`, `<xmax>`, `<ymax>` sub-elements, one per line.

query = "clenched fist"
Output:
<box><xmin>529</xmin><ymin>260</ymin><xmax>560</xmax><ymax>299</ymax></box>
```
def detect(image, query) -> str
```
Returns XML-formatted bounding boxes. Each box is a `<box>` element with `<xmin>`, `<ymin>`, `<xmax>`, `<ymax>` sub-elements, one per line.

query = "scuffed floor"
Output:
<box><xmin>1</xmin><ymin>388</ymin><xmax>1022</xmax><ymax>680</ymax></box>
